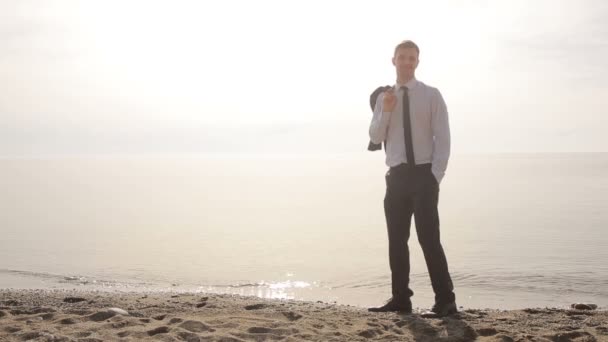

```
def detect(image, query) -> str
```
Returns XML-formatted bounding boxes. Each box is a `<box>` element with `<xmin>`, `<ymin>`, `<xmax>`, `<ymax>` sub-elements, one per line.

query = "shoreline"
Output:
<box><xmin>1</xmin><ymin>289</ymin><xmax>606</xmax><ymax>341</ymax></box>
<box><xmin>2</xmin><ymin>268</ymin><xmax>606</xmax><ymax>312</ymax></box>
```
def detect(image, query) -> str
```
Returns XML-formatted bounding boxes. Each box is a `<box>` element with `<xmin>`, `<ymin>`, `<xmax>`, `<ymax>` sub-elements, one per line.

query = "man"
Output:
<box><xmin>368</xmin><ymin>40</ymin><xmax>457</xmax><ymax>316</ymax></box>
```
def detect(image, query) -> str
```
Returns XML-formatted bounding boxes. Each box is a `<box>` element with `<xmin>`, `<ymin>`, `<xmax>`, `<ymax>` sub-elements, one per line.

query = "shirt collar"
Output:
<box><xmin>395</xmin><ymin>78</ymin><xmax>418</xmax><ymax>91</ymax></box>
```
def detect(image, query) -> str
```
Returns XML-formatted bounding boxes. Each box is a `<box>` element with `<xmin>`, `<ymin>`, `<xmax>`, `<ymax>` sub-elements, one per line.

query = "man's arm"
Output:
<box><xmin>368</xmin><ymin>86</ymin><xmax>390</xmax><ymax>151</ymax></box>
<box><xmin>369</xmin><ymin>91</ymin><xmax>393</xmax><ymax>144</ymax></box>
<box><xmin>431</xmin><ymin>88</ymin><xmax>451</xmax><ymax>184</ymax></box>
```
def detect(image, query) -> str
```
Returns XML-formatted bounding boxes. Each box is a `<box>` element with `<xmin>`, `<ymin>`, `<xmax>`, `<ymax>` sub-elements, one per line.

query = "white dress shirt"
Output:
<box><xmin>369</xmin><ymin>78</ymin><xmax>451</xmax><ymax>184</ymax></box>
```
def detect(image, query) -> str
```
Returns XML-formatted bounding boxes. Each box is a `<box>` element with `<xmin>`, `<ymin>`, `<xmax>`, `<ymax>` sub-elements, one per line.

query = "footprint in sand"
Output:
<box><xmin>281</xmin><ymin>311</ymin><xmax>303</xmax><ymax>321</ymax></box>
<box><xmin>128</xmin><ymin>311</ymin><xmax>145</xmax><ymax>318</ymax></box>
<box><xmin>215</xmin><ymin>336</ymin><xmax>246</xmax><ymax>342</ymax></box>
<box><xmin>59</xmin><ymin>317</ymin><xmax>79</xmax><ymax>325</ymax></box>
<box><xmin>110</xmin><ymin>320</ymin><xmax>130</xmax><ymax>329</ymax></box>
<box><xmin>117</xmin><ymin>331</ymin><xmax>131</xmax><ymax>338</ymax></box>
<box><xmin>66</xmin><ymin>309</ymin><xmax>93</xmax><ymax>316</ymax></box>
<box><xmin>25</xmin><ymin>317</ymin><xmax>43</xmax><ymax>324</ymax></box>
<box><xmin>14</xmin><ymin>315</ymin><xmax>37</xmax><ymax>322</ymax></box>
<box><xmin>245</xmin><ymin>304</ymin><xmax>268</xmax><ymax>310</ymax></box>
<box><xmin>248</xmin><ymin>327</ymin><xmax>272</xmax><ymax>334</ymax></box>
<box><xmin>63</xmin><ymin>297</ymin><xmax>87</xmax><ymax>303</ymax></box>
<box><xmin>39</xmin><ymin>313</ymin><xmax>54</xmax><ymax>320</ymax></box>
<box><xmin>233</xmin><ymin>332</ymin><xmax>286</xmax><ymax>341</ymax></box>
<box><xmin>492</xmin><ymin>335</ymin><xmax>515</xmax><ymax>342</ymax></box>
<box><xmin>246</xmin><ymin>326</ymin><xmax>299</xmax><ymax>336</ymax></box>
<box><xmin>147</xmin><ymin>326</ymin><xmax>170</xmax><ymax>336</ymax></box>
<box><xmin>179</xmin><ymin>320</ymin><xmax>212</xmax><ymax>333</ymax></box>
<box><xmin>177</xmin><ymin>331</ymin><xmax>200</xmax><ymax>341</ymax></box>
<box><xmin>545</xmin><ymin>331</ymin><xmax>594</xmax><ymax>341</ymax></box>
<box><xmin>88</xmin><ymin>310</ymin><xmax>116</xmax><ymax>322</ymax></box>
<box><xmin>358</xmin><ymin>328</ymin><xmax>384</xmax><ymax>338</ymax></box>
<box><xmin>169</xmin><ymin>317</ymin><xmax>184</xmax><ymax>324</ymax></box>
<box><xmin>18</xmin><ymin>332</ymin><xmax>42</xmax><ymax>340</ymax></box>
<box><xmin>212</xmin><ymin>322</ymin><xmax>240</xmax><ymax>329</ymax></box>
<box><xmin>390</xmin><ymin>327</ymin><xmax>405</xmax><ymax>335</ymax></box>
<box><xmin>476</xmin><ymin>327</ymin><xmax>499</xmax><ymax>336</ymax></box>
<box><xmin>74</xmin><ymin>331</ymin><xmax>92</xmax><ymax>338</ymax></box>
<box><xmin>4</xmin><ymin>326</ymin><xmax>21</xmax><ymax>333</ymax></box>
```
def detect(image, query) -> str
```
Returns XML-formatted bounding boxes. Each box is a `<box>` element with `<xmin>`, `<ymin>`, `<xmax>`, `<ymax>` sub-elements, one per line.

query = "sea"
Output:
<box><xmin>1</xmin><ymin>153</ymin><xmax>607</xmax><ymax>310</ymax></box>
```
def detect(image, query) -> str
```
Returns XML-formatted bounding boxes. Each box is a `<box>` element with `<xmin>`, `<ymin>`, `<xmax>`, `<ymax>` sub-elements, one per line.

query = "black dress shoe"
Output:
<box><xmin>421</xmin><ymin>301</ymin><xmax>457</xmax><ymax>317</ymax></box>
<box><xmin>368</xmin><ymin>298</ymin><xmax>412</xmax><ymax>313</ymax></box>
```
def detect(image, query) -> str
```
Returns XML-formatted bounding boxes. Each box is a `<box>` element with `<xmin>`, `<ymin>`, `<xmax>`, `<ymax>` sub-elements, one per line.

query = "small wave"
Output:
<box><xmin>206</xmin><ymin>280</ymin><xmax>314</xmax><ymax>290</ymax></box>
<box><xmin>1</xmin><ymin>269</ymin><xmax>64</xmax><ymax>280</ymax></box>
<box><xmin>0</xmin><ymin>268</ymin><xmax>154</xmax><ymax>289</ymax></box>
<box><xmin>325</xmin><ymin>270</ymin><xmax>608</xmax><ymax>298</ymax></box>
<box><xmin>450</xmin><ymin>270</ymin><xmax>608</xmax><ymax>297</ymax></box>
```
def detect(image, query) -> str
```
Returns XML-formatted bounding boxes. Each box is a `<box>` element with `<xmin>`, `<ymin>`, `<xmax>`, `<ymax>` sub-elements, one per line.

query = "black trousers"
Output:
<box><xmin>383</xmin><ymin>163</ymin><xmax>455</xmax><ymax>304</ymax></box>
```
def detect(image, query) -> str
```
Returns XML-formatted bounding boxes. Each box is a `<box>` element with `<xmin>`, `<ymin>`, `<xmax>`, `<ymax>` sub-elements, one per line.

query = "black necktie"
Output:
<box><xmin>401</xmin><ymin>86</ymin><xmax>415</xmax><ymax>167</ymax></box>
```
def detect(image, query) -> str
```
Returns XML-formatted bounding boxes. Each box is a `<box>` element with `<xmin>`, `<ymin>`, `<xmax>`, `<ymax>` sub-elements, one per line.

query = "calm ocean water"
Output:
<box><xmin>1</xmin><ymin>153</ymin><xmax>607</xmax><ymax>310</ymax></box>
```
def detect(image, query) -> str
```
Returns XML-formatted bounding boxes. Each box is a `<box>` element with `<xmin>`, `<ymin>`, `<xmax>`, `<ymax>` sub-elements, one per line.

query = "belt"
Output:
<box><xmin>389</xmin><ymin>163</ymin><xmax>432</xmax><ymax>171</ymax></box>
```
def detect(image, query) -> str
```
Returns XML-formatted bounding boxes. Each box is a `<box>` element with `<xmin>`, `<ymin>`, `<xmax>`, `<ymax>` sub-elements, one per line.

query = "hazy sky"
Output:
<box><xmin>1</xmin><ymin>0</ymin><xmax>607</xmax><ymax>156</ymax></box>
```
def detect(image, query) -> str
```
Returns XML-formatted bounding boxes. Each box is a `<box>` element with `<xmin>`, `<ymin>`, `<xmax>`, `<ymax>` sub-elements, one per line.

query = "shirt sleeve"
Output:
<box><xmin>369</xmin><ymin>92</ymin><xmax>392</xmax><ymax>144</ymax></box>
<box><xmin>430</xmin><ymin>88</ymin><xmax>451</xmax><ymax>184</ymax></box>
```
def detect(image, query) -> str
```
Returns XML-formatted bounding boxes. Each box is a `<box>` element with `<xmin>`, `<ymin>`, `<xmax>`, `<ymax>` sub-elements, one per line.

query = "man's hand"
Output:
<box><xmin>382</xmin><ymin>89</ymin><xmax>397</xmax><ymax>112</ymax></box>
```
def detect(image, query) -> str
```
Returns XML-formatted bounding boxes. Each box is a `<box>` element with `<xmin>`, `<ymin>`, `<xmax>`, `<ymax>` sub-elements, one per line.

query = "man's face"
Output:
<box><xmin>392</xmin><ymin>47</ymin><xmax>419</xmax><ymax>78</ymax></box>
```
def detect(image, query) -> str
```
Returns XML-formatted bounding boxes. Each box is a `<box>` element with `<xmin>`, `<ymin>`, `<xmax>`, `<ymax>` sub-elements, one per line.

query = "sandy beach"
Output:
<box><xmin>0</xmin><ymin>289</ymin><xmax>606</xmax><ymax>341</ymax></box>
